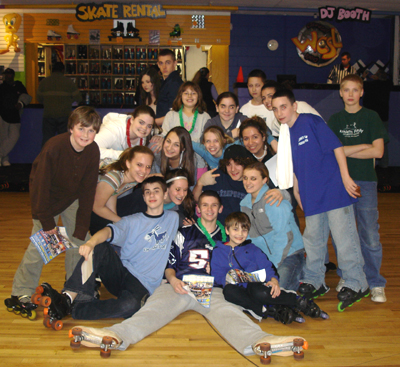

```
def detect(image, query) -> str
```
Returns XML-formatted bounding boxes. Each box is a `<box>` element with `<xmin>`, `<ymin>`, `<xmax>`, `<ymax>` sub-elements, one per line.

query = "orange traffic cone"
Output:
<box><xmin>236</xmin><ymin>66</ymin><xmax>244</xmax><ymax>83</ymax></box>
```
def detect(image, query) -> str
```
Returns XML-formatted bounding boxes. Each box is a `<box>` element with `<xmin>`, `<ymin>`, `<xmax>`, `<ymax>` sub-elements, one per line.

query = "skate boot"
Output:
<box><xmin>337</xmin><ymin>287</ymin><xmax>370</xmax><ymax>312</ymax></box>
<box><xmin>253</xmin><ymin>335</ymin><xmax>308</xmax><ymax>364</ymax></box>
<box><xmin>298</xmin><ymin>283</ymin><xmax>330</xmax><ymax>300</ymax></box>
<box><xmin>170</xmin><ymin>24</ymin><xmax>181</xmax><ymax>38</ymax></box>
<box><xmin>47</xmin><ymin>30</ymin><xmax>61</xmax><ymax>41</ymax></box>
<box><xmin>263</xmin><ymin>304</ymin><xmax>305</xmax><ymax>325</ymax></box>
<box><xmin>296</xmin><ymin>296</ymin><xmax>329</xmax><ymax>320</ymax></box>
<box><xmin>5</xmin><ymin>295</ymin><xmax>38</xmax><ymax>320</ymax></box>
<box><xmin>67</xmin><ymin>24</ymin><xmax>80</xmax><ymax>39</ymax></box>
<box><xmin>69</xmin><ymin>326</ymin><xmax>122</xmax><ymax>358</ymax></box>
<box><xmin>41</xmin><ymin>282</ymin><xmax>72</xmax><ymax>331</ymax></box>
<box><xmin>111</xmin><ymin>21</ymin><xmax>124</xmax><ymax>37</ymax></box>
<box><xmin>126</xmin><ymin>22</ymin><xmax>140</xmax><ymax>37</ymax></box>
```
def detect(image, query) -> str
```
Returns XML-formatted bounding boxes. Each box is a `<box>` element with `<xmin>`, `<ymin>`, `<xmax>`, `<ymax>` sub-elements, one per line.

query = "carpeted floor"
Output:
<box><xmin>1</xmin><ymin>164</ymin><xmax>400</xmax><ymax>193</ymax></box>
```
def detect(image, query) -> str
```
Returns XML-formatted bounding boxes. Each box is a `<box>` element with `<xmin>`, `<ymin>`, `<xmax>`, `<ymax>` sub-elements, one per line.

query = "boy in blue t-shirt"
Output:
<box><xmin>328</xmin><ymin>74</ymin><xmax>389</xmax><ymax>303</ymax></box>
<box><xmin>40</xmin><ymin>176</ymin><xmax>179</xmax><ymax>321</ymax></box>
<box><xmin>271</xmin><ymin>89</ymin><xmax>369</xmax><ymax>312</ymax></box>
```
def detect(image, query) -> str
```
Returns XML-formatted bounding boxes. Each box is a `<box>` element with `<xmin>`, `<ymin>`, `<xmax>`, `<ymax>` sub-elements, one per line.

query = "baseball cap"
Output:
<box><xmin>3</xmin><ymin>68</ymin><xmax>15</xmax><ymax>75</ymax></box>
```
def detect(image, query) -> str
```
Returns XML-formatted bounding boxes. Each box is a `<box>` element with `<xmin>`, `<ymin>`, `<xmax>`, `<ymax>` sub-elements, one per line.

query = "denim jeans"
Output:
<box><xmin>64</xmin><ymin>242</ymin><xmax>149</xmax><ymax>320</ymax></box>
<box><xmin>277</xmin><ymin>249</ymin><xmax>305</xmax><ymax>291</ymax></box>
<box><xmin>301</xmin><ymin>205</ymin><xmax>368</xmax><ymax>292</ymax></box>
<box><xmin>353</xmin><ymin>181</ymin><xmax>386</xmax><ymax>288</ymax></box>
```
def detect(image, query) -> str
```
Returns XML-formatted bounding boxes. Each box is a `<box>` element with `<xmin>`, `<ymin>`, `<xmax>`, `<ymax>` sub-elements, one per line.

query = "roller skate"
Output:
<box><xmin>5</xmin><ymin>295</ymin><xmax>38</xmax><ymax>320</ymax></box>
<box><xmin>263</xmin><ymin>304</ymin><xmax>305</xmax><ymax>325</ymax></box>
<box><xmin>298</xmin><ymin>283</ymin><xmax>330</xmax><ymax>300</ymax></box>
<box><xmin>67</xmin><ymin>24</ymin><xmax>80</xmax><ymax>39</ymax></box>
<box><xmin>47</xmin><ymin>30</ymin><xmax>61</xmax><ymax>41</ymax></box>
<box><xmin>40</xmin><ymin>282</ymin><xmax>72</xmax><ymax>331</ymax></box>
<box><xmin>253</xmin><ymin>335</ymin><xmax>308</xmax><ymax>364</ymax></box>
<box><xmin>126</xmin><ymin>22</ymin><xmax>140</xmax><ymax>38</ymax></box>
<box><xmin>337</xmin><ymin>287</ymin><xmax>370</xmax><ymax>312</ymax></box>
<box><xmin>111</xmin><ymin>22</ymin><xmax>124</xmax><ymax>37</ymax></box>
<box><xmin>69</xmin><ymin>326</ymin><xmax>122</xmax><ymax>358</ymax></box>
<box><xmin>296</xmin><ymin>296</ymin><xmax>329</xmax><ymax>320</ymax></box>
<box><xmin>170</xmin><ymin>24</ymin><xmax>181</xmax><ymax>38</ymax></box>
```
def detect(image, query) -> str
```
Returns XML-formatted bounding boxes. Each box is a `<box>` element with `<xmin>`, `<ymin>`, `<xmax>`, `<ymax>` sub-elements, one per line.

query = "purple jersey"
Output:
<box><xmin>167</xmin><ymin>222</ymin><xmax>223</xmax><ymax>280</ymax></box>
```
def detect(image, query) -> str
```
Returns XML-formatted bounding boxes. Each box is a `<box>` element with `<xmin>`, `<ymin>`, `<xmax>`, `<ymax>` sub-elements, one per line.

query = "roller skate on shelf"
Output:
<box><xmin>67</xmin><ymin>24</ymin><xmax>79</xmax><ymax>39</ymax></box>
<box><xmin>47</xmin><ymin>30</ymin><xmax>61</xmax><ymax>41</ymax></box>
<box><xmin>5</xmin><ymin>295</ymin><xmax>38</xmax><ymax>320</ymax></box>
<box><xmin>253</xmin><ymin>336</ymin><xmax>308</xmax><ymax>364</ymax></box>
<box><xmin>298</xmin><ymin>282</ymin><xmax>330</xmax><ymax>300</ymax></box>
<box><xmin>38</xmin><ymin>282</ymin><xmax>72</xmax><ymax>331</ymax></box>
<box><xmin>337</xmin><ymin>287</ymin><xmax>370</xmax><ymax>312</ymax></box>
<box><xmin>111</xmin><ymin>22</ymin><xmax>124</xmax><ymax>37</ymax></box>
<box><xmin>69</xmin><ymin>326</ymin><xmax>122</xmax><ymax>358</ymax></box>
<box><xmin>126</xmin><ymin>22</ymin><xmax>140</xmax><ymax>38</ymax></box>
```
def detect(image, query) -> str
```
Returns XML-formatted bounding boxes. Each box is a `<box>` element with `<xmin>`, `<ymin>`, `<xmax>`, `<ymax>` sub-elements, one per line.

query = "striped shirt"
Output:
<box><xmin>327</xmin><ymin>64</ymin><xmax>357</xmax><ymax>84</ymax></box>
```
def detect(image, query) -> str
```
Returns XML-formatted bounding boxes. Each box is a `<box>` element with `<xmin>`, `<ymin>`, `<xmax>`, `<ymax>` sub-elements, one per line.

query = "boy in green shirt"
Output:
<box><xmin>328</xmin><ymin>74</ymin><xmax>389</xmax><ymax>303</ymax></box>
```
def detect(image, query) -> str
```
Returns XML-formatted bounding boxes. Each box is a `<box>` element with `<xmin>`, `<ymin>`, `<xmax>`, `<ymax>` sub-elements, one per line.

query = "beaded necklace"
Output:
<box><xmin>179</xmin><ymin>106</ymin><xmax>198</xmax><ymax>134</ymax></box>
<box><xmin>196</xmin><ymin>218</ymin><xmax>227</xmax><ymax>247</ymax></box>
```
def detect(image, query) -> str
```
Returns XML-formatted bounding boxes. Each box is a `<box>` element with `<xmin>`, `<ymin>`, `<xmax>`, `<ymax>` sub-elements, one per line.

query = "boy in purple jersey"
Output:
<box><xmin>69</xmin><ymin>191</ymin><xmax>305</xmax><ymax>359</ymax></box>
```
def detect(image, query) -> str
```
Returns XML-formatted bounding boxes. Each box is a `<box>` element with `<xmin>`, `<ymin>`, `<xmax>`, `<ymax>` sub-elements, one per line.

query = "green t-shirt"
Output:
<box><xmin>328</xmin><ymin>107</ymin><xmax>389</xmax><ymax>182</ymax></box>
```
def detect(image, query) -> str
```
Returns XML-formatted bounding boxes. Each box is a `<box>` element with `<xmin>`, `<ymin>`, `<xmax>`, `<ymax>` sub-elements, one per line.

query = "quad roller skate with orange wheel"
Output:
<box><xmin>69</xmin><ymin>326</ymin><xmax>122</xmax><ymax>358</ymax></box>
<box><xmin>37</xmin><ymin>283</ymin><xmax>72</xmax><ymax>331</ymax></box>
<box><xmin>4</xmin><ymin>295</ymin><xmax>38</xmax><ymax>320</ymax></box>
<box><xmin>252</xmin><ymin>336</ymin><xmax>308</xmax><ymax>364</ymax></box>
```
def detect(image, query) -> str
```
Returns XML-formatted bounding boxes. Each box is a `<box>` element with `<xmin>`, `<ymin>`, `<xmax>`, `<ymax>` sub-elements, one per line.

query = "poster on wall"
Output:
<box><xmin>291</xmin><ymin>21</ymin><xmax>343</xmax><ymax>67</ymax></box>
<box><xmin>149</xmin><ymin>30</ymin><xmax>160</xmax><ymax>45</ymax></box>
<box><xmin>89</xmin><ymin>29</ymin><xmax>101</xmax><ymax>44</ymax></box>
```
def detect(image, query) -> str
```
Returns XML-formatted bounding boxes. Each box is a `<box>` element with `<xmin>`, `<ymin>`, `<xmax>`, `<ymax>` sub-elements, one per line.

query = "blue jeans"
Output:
<box><xmin>353</xmin><ymin>181</ymin><xmax>386</xmax><ymax>288</ymax></box>
<box><xmin>277</xmin><ymin>249</ymin><xmax>305</xmax><ymax>291</ymax></box>
<box><xmin>301</xmin><ymin>205</ymin><xmax>368</xmax><ymax>292</ymax></box>
<box><xmin>64</xmin><ymin>242</ymin><xmax>149</xmax><ymax>320</ymax></box>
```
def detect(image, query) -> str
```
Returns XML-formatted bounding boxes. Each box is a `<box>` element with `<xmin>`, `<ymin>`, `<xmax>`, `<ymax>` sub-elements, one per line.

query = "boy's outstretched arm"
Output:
<box><xmin>334</xmin><ymin>146</ymin><xmax>360</xmax><ymax>199</ymax></box>
<box><xmin>79</xmin><ymin>226</ymin><xmax>112</xmax><ymax>260</ymax></box>
<box><xmin>345</xmin><ymin>138</ymin><xmax>384</xmax><ymax>159</ymax></box>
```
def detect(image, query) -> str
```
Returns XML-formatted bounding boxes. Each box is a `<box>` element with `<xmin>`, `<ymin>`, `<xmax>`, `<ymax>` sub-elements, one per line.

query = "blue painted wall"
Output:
<box><xmin>229</xmin><ymin>14</ymin><xmax>393</xmax><ymax>88</ymax></box>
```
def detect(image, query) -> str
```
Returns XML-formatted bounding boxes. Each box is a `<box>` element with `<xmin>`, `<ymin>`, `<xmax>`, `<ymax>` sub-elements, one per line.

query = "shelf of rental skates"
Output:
<box><xmin>63</xmin><ymin>44</ymin><xmax>184</xmax><ymax>106</ymax></box>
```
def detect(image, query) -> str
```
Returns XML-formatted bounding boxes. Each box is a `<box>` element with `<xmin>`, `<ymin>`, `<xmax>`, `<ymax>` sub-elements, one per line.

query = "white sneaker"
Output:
<box><xmin>371</xmin><ymin>287</ymin><xmax>387</xmax><ymax>303</ymax></box>
<box><xmin>252</xmin><ymin>335</ymin><xmax>307</xmax><ymax>357</ymax></box>
<box><xmin>336</xmin><ymin>278</ymin><xmax>345</xmax><ymax>292</ymax></box>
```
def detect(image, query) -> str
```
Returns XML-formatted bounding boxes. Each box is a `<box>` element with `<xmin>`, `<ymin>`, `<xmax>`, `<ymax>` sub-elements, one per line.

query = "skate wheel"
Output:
<box><xmin>260</xmin><ymin>356</ymin><xmax>271</xmax><ymax>365</ymax></box>
<box><xmin>102</xmin><ymin>336</ymin><xmax>113</xmax><ymax>346</ymax></box>
<box><xmin>28</xmin><ymin>310</ymin><xmax>37</xmax><ymax>320</ymax></box>
<box><xmin>70</xmin><ymin>339</ymin><xmax>81</xmax><ymax>349</ymax></box>
<box><xmin>294</xmin><ymin>351</ymin><xmax>304</xmax><ymax>360</ymax></box>
<box><xmin>32</xmin><ymin>293</ymin><xmax>41</xmax><ymax>304</ymax></box>
<box><xmin>70</xmin><ymin>327</ymin><xmax>83</xmax><ymax>337</ymax></box>
<box><xmin>100</xmin><ymin>349</ymin><xmax>111</xmax><ymax>358</ymax></box>
<box><xmin>14</xmin><ymin>310</ymin><xmax>20</xmax><ymax>315</ymax></box>
<box><xmin>36</xmin><ymin>285</ymin><xmax>44</xmax><ymax>294</ymax></box>
<box><xmin>43</xmin><ymin>307</ymin><xmax>49</xmax><ymax>316</ymax></box>
<box><xmin>260</xmin><ymin>343</ymin><xmax>271</xmax><ymax>352</ymax></box>
<box><xmin>40</xmin><ymin>296</ymin><xmax>51</xmax><ymax>307</ymax></box>
<box><xmin>43</xmin><ymin>316</ymin><xmax>52</xmax><ymax>328</ymax></box>
<box><xmin>337</xmin><ymin>302</ymin><xmax>345</xmax><ymax>312</ymax></box>
<box><xmin>21</xmin><ymin>311</ymin><xmax>28</xmax><ymax>318</ymax></box>
<box><xmin>293</xmin><ymin>338</ymin><xmax>304</xmax><ymax>347</ymax></box>
<box><xmin>7</xmin><ymin>307</ymin><xmax>13</xmax><ymax>312</ymax></box>
<box><xmin>52</xmin><ymin>320</ymin><xmax>63</xmax><ymax>331</ymax></box>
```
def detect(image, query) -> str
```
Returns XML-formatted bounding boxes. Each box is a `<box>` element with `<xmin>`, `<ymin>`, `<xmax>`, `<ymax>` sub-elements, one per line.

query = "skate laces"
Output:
<box><xmin>18</xmin><ymin>295</ymin><xmax>31</xmax><ymax>304</ymax></box>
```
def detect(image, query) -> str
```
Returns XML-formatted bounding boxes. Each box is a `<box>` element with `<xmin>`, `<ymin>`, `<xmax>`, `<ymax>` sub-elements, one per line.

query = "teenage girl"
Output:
<box><xmin>240</xmin><ymin>162</ymin><xmax>304</xmax><ymax>291</ymax></box>
<box><xmin>95</xmin><ymin>105</ymin><xmax>156</xmax><ymax>162</ymax></box>
<box><xmin>89</xmin><ymin>146</ymin><xmax>154</xmax><ymax>234</ymax></box>
<box><xmin>192</xmin><ymin>125</ymin><xmax>234</xmax><ymax>169</ymax></box>
<box><xmin>140</xmin><ymin>67</ymin><xmax>161</xmax><ymax>114</ymax></box>
<box><xmin>204</xmin><ymin>92</ymin><xmax>248</xmax><ymax>139</ymax></box>
<box><xmin>161</xmin><ymin>81</ymin><xmax>210</xmax><ymax>143</ymax></box>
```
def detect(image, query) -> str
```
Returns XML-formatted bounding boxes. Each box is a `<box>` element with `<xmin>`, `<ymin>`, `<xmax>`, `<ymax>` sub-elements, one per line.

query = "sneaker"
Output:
<box><xmin>69</xmin><ymin>326</ymin><xmax>122</xmax><ymax>349</ymax></box>
<box><xmin>336</xmin><ymin>278</ymin><xmax>345</xmax><ymax>292</ymax></box>
<box><xmin>252</xmin><ymin>335</ymin><xmax>307</xmax><ymax>357</ymax></box>
<box><xmin>371</xmin><ymin>287</ymin><xmax>387</xmax><ymax>303</ymax></box>
<box><xmin>296</xmin><ymin>296</ymin><xmax>329</xmax><ymax>320</ymax></box>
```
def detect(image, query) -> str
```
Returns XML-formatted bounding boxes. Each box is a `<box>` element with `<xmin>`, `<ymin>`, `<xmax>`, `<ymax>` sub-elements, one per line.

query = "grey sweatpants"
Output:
<box><xmin>106</xmin><ymin>283</ymin><xmax>271</xmax><ymax>356</ymax></box>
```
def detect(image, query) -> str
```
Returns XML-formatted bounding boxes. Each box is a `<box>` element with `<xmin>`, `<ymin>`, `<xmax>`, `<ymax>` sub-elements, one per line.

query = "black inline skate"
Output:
<box><xmin>263</xmin><ymin>304</ymin><xmax>305</xmax><ymax>325</ymax></box>
<box><xmin>5</xmin><ymin>295</ymin><xmax>38</xmax><ymax>320</ymax></box>
<box><xmin>337</xmin><ymin>287</ymin><xmax>370</xmax><ymax>312</ymax></box>
<box><xmin>296</xmin><ymin>296</ymin><xmax>329</xmax><ymax>320</ymax></box>
<box><xmin>298</xmin><ymin>283</ymin><xmax>330</xmax><ymax>300</ymax></box>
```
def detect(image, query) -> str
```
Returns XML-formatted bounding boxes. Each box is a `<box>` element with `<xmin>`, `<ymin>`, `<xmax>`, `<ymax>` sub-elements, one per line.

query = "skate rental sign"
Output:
<box><xmin>75</xmin><ymin>2</ymin><xmax>166</xmax><ymax>21</ymax></box>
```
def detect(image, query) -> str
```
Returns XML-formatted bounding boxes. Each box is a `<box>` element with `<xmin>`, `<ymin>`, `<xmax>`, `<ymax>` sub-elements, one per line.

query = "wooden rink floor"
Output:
<box><xmin>1</xmin><ymin>191</ymin><xmax>399</xmax><ymax>367</ymax></box>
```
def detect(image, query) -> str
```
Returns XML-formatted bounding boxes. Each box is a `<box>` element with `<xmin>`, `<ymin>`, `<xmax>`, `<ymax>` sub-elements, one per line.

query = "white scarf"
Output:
<box><xmin>276</xmin><ymin>123</ymin><xmax>293</xmax><ymax>189</ymax></box>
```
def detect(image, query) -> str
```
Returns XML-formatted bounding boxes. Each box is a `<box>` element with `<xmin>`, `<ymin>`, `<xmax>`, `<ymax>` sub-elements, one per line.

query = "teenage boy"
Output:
<box><xmin>69</xmin><ymin>191</ymin><xmax>305</xmax><ymax>359</ymax></box>
<box><xmin>41</xmin><ymin>176</ymin><xmax>179</xmax><ymax>320</ymax></box>
<box><xmin>5</xmin><ymin>106</ymin><xmax>101</xmax><ymax>314</ymax></box>
<box><xmin>155</xmin><ymin>49</ymin><xmax>183</xmax><ymax>126</ymax></box>
<box><xmin>239</xmin><ymin>69</ymin><xmax>270</xmax><ymax>127</ymax></box>
<box><xmin>271</xmin><ymin>89</ymin><xmax>369</xmax><ymax>311</ymax></box>
<box><xmin>328</xmin><ymin>74</ymin><xmax>389</xmax><ymax>303</ymax></box>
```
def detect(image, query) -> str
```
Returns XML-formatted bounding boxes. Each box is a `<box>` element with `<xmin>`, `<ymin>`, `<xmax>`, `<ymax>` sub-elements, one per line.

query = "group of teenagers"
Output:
<box><xmin>6</xmin><ymin>48</ymin><xmax>388</xmax><ymax>359</ymax></box>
